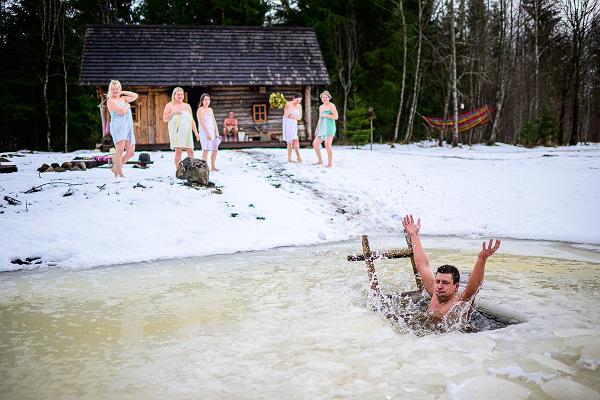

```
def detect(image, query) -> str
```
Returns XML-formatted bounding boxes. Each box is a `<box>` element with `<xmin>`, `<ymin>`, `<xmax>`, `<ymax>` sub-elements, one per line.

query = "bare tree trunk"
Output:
<box><xmin>449</xmin><ymin>0</ymin><xmax>460</xmax><ymax>146</ymax></box>
<box><xmin>440</xmin><ymin>80</ymin><xmax>452</xmax><ymax>146</ymax></box>
<box><xmin>393</xmin><ymin>0</ymin><xmax>408</xmax><ymax>142</ymax></box>
<box><xmin>475</xmin><ymin>0</ymin><xmax>488</xmax><ymax>144</ymax></box>
<box><xmin>570</xmin><ymin>48</ymin><xmax>581</xmax><ymax>145</ymax></box>
<box><xmin>533</xmin><ymin>0</ymin><xmax>540</xmax><ymax>117</ymax></box>
<box><xmin>557</xmin><ymin>84</ymin><xmax>569</xmax><ymax>145</ymax></box>
<box><xmin>333</xmin><ymin>4</ymin><xmax>359</xmax><ymax>140</ymax></box>
<box><xmin>39</xmin><ymin>0</ymin><xmax>61</xmax><ymax>151</ymax></box>
<box><xmin>404</xmin><ymin>0</ymin><xmax>424</xmax><ymax>143</ymax></box>
<box><xmin>489</xmin><ymin>79</ymin><xmax>507</xmax><ymax>144</ymax></box>
<box><xmin>489</xmin><ymin>0</ymin><xmax>514</xmax><ymax>145</ymax></box>
<box><xmin>563</xmin><ymin>0</ymin><xmax>598</xmax><ymax>145</ymax></box>
<box><xmin>60</xmin><ymin>5</ymin><xmax>68</xmax><ymax>152</ymax></box>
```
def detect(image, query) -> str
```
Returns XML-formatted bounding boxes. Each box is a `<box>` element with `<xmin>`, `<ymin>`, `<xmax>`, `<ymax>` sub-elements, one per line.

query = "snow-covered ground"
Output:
<box><xmin>1</xmin><ymin>142</ymin><xmax>599</xmax><ymax>272</ymax></box>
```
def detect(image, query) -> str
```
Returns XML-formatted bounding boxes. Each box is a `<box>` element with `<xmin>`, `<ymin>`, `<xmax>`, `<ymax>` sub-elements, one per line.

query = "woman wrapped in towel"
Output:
<box><xmin>196</xmin><ymin>93</ymin><xmax>221</xmax><ymax>172</ymax></box>
<box><xmin>163</xmin><ymin>87</ymin><xmax>200</xmax><ymax>170</ymax></box>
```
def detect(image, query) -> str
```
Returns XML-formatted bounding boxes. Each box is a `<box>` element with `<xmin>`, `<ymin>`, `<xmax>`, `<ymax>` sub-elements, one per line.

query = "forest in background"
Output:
<box><xmin>1</xmin><ymin>0</ymin><xmax>598</xmax><ymax>151</ymax></box>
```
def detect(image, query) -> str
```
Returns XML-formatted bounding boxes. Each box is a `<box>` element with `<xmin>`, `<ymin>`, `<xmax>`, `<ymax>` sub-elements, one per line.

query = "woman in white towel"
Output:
<box><xmin>196</xmin><ymin>93</ymin><xmax>221</xmax><ymax>171</ymax></box>
<box><xmin>282</xmin><ymin>93</ymin><xmax>303</xmax><ymax>163</ymax></box>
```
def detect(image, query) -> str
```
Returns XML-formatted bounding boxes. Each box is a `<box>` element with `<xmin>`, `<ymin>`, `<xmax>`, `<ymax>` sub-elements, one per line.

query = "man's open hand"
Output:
<box><xmin>402</xmin><ymin>214</ymin><xmax>421</xmax><ymax>237</ymax></box>
<box><xmin>479</xmin><ymin>239</ymin><xmax>501</xmax><ymax>259</ymax></box>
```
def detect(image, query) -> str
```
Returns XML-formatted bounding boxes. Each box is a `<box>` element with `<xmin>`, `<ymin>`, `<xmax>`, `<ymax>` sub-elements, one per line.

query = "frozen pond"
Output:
<box><xmin>1</xmin><ymin>237</ymin><xmax>600</xmax><ymax>399</ymax></box>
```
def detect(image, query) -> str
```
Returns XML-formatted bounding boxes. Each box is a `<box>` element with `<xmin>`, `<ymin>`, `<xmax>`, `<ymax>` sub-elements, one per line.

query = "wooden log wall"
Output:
<box><xmin>208</xmin><ymin>85</ymin><xmax>307</xmax><ymax>141</ymax></box>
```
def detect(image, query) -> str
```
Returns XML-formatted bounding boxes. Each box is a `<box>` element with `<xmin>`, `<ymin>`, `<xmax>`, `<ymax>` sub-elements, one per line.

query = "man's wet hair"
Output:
<box><xmin>436</xmin><ymin>264</ymin><xmax>460</xmax><ymax>284</ymax></box>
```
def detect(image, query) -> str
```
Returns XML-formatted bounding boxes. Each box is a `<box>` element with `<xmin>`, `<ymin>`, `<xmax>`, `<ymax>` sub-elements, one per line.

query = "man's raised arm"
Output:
<box><xmin>402</xmin><ymin>215</ymin><xmax>435</xmax><ymax>296</ymax></box>
<box><xmin>460</xmin><ymin>239</ymin><xmax>501</xmax><ymax>301</ymax></box>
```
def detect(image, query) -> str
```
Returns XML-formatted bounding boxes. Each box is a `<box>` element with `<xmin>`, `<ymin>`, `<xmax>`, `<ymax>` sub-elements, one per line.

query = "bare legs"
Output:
<box><xmin>174</xmin><ymin>147</ymin><xmax>195</xmax><ymax>170</ymax></box>
<box><xmin>202</xmin><ymin>149</ymin><xmax>219</xmax><ymax>171</ymax></box>
<box><xmin>174</xmin><ymin>148</ymin><xmax>183</xmax><ymax>168</ymax></box>
<box><xmin>293</xmin><ymin>139</ymin><xmax>302</xmax><ymax>162</ymax></box>
<box><xmin>324</xmin><ymin>136</ymin><xmax>333</xmax><ymax>167</ymax></box>
<box><xmin>211</xmin><ymin>150</ymin><xmax>219</xmax><ymax>171</ymax></box>
<box><xmin>122</xmin><ymin>143</ymin><xmax>135</xmax><ymax>164</ymax></box>
<box><xmin>312</xmin><ymin>136</ymin><xmax>323</xmax><ymax>165</ymax></box>
<box><xmin>287</xmin><ymin>140</ymin><xmax>302</xmax><ymax>162</ymax></box>
<box><xmin>312</xmin><ymin>136</ymin><xmax>333</xmax><ymax>167</ymax></box>
<box><xmin>111</xmin><ymin>140</ymin><xmax>131</xmax><ymax>177</ymax></box>
<box><xmin>185</xmin><ymin>148</ymin><xmax>195</xmax><ymax>160</ymax></box>
<box><xmin>222</xmin><ymin>127</ymin><xmax>238</xmax><ymax>142</ymax></box>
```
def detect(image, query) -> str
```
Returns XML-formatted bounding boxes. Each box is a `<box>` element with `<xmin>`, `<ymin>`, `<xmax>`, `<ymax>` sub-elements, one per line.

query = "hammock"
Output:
<box><xmin>422</xmin><ymin>105</ymin><xmax>494</xmax><ymax>132</ymax></box>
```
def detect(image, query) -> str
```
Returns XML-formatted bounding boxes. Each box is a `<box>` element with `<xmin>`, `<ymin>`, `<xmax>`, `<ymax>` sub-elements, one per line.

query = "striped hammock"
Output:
<box><xmin>422</xmin><ymin>105</ymin><xmax>494</xmax><ymax>132</ymax></box>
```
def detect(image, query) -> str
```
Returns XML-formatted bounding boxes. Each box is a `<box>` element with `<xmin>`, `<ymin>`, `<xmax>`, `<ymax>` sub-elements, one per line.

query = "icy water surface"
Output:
<box><xmin>1</xmin><ymin>237</ymin><xmax>600</xmax><ymax>399</ymax></box>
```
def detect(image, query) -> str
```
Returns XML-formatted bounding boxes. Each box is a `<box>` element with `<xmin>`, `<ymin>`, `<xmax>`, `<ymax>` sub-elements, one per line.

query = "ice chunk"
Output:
<box><xmin>554</xmin><ymin>329</ymin><xmax>600</xmax><ymax>338</ymax></box>
<box><xmin>449</xmin><ymin>335</ymin><xmax>496</xmax><ymax>353</ymax></box>
<box><xmin>528</xmin><ymin>353</ymin><xmax>573</xmax><ymax>374</ymax></box>
<box><xmin>448</xmin><ymin>376</ymin><xmax>530</xmax><ymax>400</ymax></box>
<box><xmin>541</xmin><ymin>378</ymin><xmax>600</xmax><ymax>400</ymax></box>
<box><xmin>579</xmin><ymin>345</ymin><xmax>600</xmax><ymax>370</ymax></box>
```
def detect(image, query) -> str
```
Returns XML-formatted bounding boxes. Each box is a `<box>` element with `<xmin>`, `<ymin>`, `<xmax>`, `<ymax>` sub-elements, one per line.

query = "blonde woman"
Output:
<box><xmin>163</xmin><ymin>87</ymin><xmax>200</xmax><ymax>170</ymax></box>
<box><xmin>313</xmin><ymin>90</ymin><xmax>338</xmax><ymax>168</ymax></box>
<box><xmin>107</xmin><ymin>80</ymin><xmax>138</xmax><ymax>177</ymax></box>
<box><xmin>282</xmin><ymin>93</ymin><xmax>303</xmax><ymax>163</ymax></box>
<box><xmin>196</xmin><ymin>93</ymin><xmax>221</xmax><ymax>171</ymax></box>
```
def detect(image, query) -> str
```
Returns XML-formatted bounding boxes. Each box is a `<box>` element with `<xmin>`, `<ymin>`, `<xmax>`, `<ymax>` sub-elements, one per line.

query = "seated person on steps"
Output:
<box><xmin>402</xmin><ymin>214</ymin><xmax>501</xmax><ymax>323</ymax></box>
<box><xmin>222</xmin><ymin>111</ymin><xmax>239</xmax><ymax>142</ymax></box>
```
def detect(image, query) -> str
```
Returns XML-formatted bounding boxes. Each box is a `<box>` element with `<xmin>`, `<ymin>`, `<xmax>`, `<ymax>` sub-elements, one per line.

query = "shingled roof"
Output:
<box><xmin>80</xmin><ymin>25</ymin><xmax>330</xmax><ymax>87</ymax></box>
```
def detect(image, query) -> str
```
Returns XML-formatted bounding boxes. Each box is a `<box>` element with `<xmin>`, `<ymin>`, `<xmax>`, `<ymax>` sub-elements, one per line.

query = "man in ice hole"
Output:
<box><xmin>402</xmin><ymin>214</ymin><xmax>501</xmax><ymax>321</ymax></box>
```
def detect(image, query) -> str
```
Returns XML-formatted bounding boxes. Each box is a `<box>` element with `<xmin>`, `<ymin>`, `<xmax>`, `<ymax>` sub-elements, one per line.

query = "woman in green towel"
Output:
<box><xmin>312</xmin><ymin>90</ymin><xmax>338</xmax><ymax>168</ymax></box>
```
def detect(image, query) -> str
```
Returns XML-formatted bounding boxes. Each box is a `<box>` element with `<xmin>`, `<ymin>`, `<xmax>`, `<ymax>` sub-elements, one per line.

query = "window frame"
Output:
<box><xmin>130</xmin><ymin>105</ymin><xmax>139</xmax><ymax>124</ymax></box>
<box><xmin>252</xmin><ymin>104</ymin><xmax>267</xmax><ymax>123</ymax></box>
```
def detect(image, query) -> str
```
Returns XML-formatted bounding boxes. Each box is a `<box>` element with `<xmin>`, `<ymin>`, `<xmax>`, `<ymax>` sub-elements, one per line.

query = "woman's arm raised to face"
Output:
<box><xmin>120</xmin><ymin>90</ymin><xmax>138</xmax><ymax>102</ymax></box>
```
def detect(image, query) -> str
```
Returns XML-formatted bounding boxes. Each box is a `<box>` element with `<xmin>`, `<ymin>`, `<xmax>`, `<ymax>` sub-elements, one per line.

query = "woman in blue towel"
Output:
<box><xmin>107</xmin><ymin>80</ymin><xmax>138</xmax><ymax>177</ymax></box>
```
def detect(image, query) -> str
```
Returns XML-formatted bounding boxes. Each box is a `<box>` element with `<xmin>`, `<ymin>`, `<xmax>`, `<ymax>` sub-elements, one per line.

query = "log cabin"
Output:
<box><xmin>79</xmin><ymin>25</ymin><xmax>330</xmax><ymax>149</ymax></box>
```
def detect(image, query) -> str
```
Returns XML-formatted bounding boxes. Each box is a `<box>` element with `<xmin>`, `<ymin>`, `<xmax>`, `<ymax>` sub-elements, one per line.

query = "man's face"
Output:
<box><xmin>434</xmin><ymin>272</ymin><xmax>459</xmax><ymax>302</ymax></box>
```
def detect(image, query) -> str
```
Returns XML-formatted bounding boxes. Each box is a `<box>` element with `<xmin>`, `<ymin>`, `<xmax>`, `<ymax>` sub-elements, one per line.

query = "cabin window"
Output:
<box><xmin>252</xmin><ymin>104</ymin><xmax>267</xmax><ymax>123</ymax></box>
<box><xmin>130</xmin><ymin>105</ymin><xmax>139</xmax><ymax>122</ymax></box>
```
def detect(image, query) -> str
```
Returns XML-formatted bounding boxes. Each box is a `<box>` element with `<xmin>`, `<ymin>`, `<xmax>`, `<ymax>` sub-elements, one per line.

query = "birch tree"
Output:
<box><xmin>333</xmin><ymin>7</ymin><xmax>359</xmax><ymax>138</ymax></box>
<box><xmin>449</xmin><ymin>0</ymin><xmax>459</xmax><ymax>146</ymax></box>
<box><xmin>60</xmin><ymin>2</ymin><xmax>68</xmax><ymax>152</ymax></box>
<box><xmin>562</xmin><ymin>0</ymin><xmax>598</xmax><ymax>145</ymax></box>
<box><xmin>39</xmin><ymin>0</ymin><xmax>62</xmax><ymax>151</ymax></box>
<box><xmin>488</xmin><ymin>0</ymin><xmax>514</xmax><ymax>144</ymax></box>
<box><xmin>392</xmin><ymin>0</ymin><xmax>408</xmax><ymax>142</ymax></box>
<box><xmin>404</xmin><ymin>0</ymin><xmax>424</xmax><ymax>143</ymax></box>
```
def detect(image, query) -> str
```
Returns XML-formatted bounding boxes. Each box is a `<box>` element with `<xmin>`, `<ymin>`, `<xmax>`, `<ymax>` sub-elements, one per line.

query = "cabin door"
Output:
<box><xmin>153</xmin><ymin>90</ymin><xmax>170</xmax><ymax>144</ymax></box>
